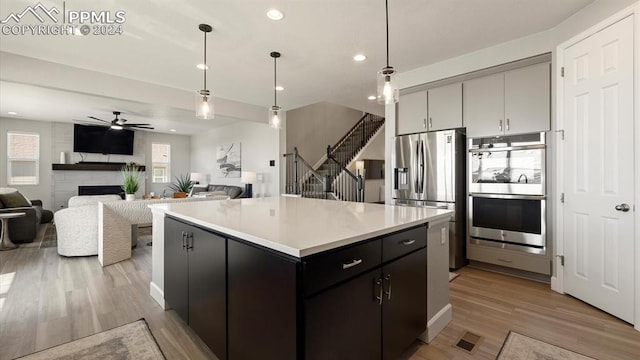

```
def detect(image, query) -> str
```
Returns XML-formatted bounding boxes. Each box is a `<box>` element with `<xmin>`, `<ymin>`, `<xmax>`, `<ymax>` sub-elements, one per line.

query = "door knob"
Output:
<box><xmin>615</xmin><ymin>203</ymin><xmax>630</xmax><ymax>212</ymax></box>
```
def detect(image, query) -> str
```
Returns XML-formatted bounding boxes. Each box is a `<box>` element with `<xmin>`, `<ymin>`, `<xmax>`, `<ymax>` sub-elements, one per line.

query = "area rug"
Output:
<box><xmin>497</xmin><ymin>331</ymin><xmax>596</xmax><ymax>360</ymax></box>
<box><xmin>17</xmin><ymin>319</ymin><xmax>165</xmax><ymax>359</ymax></box>
<box><xmin>449</xmin><ymin>272</ymin><xmax>459</xmax><ymax>282</ymax></box>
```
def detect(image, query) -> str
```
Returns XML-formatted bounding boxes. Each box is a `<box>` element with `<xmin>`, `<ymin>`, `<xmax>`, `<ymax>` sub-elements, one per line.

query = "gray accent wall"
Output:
<box><xmin>286</xmin><ymin>102</ymin><xmax>363</xmax><ymax>165</ymax></box>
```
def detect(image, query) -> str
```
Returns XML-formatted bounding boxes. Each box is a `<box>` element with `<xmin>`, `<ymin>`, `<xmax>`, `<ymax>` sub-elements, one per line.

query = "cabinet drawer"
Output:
<box><xmin>303</xmin><ymin>239</ymin><xmax>381</xmax><ymax>296</ymax></box>
<box><xmin>467</xmin><ymin>239</ymin><xmax>550</xmax><ymax>275</ymax></box>
<box><xmin>383</xmin><ymin>225</ymin><xmax>427</xmax><ymax>263</ymax></box>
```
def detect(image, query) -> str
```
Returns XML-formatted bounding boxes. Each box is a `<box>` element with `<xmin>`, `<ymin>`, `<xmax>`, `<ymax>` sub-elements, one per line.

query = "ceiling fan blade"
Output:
<box><xmin>130</xmin><ymin>126</ymin><xmax>155</xmax><ymax>130</ymax></box>
<box><xmin>88</xmin><ymin>116</ymin><xmax>109</xmax><ymax>123</ymax></box>
<box><xmin>123</xmin><ymin>123</ymin><xmax>152</xmax><ymax>126</ymax></box>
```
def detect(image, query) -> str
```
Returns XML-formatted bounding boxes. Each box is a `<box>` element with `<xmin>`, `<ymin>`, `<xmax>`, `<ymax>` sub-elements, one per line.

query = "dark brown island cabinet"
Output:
<box><xmin>165</xmin><ymin>216</ymin><xmax>431</xmax><ymax>360</ymax></box>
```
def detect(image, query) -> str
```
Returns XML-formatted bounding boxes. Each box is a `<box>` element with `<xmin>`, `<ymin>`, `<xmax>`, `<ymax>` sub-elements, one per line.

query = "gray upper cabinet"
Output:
<box><xmin>463</xmin><ymin>73</ymin><xmax>505</xmax><ymax>138</ymax></box>
<box><xmin>504</xmin><ymin>62</ymin><xmax>550</xmax><ymax>135</ymax></box>
<box><xmin>397</xmin><ymin>90</ymin><xmax>428</xmax><ymax>135</ymax></box>
<box><xmin>427</xmin><ymin>82</ymin><xmax>463</xmax><ymax>131</ymax></box>
<box><xmin>463</xmin><ymin>62</ymin><xmax>550</xmax><ymax>137</ymax></box>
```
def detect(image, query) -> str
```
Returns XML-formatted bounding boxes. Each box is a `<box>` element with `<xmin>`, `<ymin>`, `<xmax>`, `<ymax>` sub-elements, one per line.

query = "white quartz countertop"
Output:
<box><xmin>150</xmin><ymin>197</ymin><xmax>452</xmax><ymax>258</ymax></box>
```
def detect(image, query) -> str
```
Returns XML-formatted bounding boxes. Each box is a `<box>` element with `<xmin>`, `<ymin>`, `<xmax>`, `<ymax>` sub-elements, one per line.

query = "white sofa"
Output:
<box><xmin>54</xmin><ymin>195</ymin><xmax>122</xmax><ymax>256</ymax></box>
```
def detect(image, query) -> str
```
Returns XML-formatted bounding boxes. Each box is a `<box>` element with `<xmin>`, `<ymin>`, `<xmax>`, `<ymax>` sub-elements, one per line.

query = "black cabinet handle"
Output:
<box><xmin>402</xmin><ymin>239</ymin><xmax>415</xmax><ymax>246</ymax></box>
<box><xmin>186</xmin><ymin>233</ymin><xmax>194</xmax><ymax>251</ymax></box>
<box><xmin>181</xmin><ymin>231</ymin><xmax>187</xmax><ymax>250</ymax></box>
<box><xmin>383</xmin><ymin>274</ymin><xmax>392</xmax><ymax>300</ymax></box>
<box><xmin>374</xmin><ymin>278</ymin><xmax>383</xmax><ymax>305</ymax></box>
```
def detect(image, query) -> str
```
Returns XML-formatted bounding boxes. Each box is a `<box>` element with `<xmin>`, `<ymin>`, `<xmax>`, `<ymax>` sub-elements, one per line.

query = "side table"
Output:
<box><xmin>0</xmin><ymin>212</ymin><xmax>26</xmax><ymax>251</ymax></box>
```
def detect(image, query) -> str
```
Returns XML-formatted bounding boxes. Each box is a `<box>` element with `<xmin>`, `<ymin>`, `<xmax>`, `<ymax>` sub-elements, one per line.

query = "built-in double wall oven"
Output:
<box><xmin>468</xmin><ymin>132</ymin><xmax>546</xmax><ymax>254</ymax></box>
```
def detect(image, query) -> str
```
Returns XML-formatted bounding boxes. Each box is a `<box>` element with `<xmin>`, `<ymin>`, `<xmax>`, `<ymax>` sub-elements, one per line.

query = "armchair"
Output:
<box><xmin>55</xmin><ymin>195</ymin><xmax>122</xmax><ymax>256</ymax></box>
<box><xmin>0</xmin><ymin>198</ymin><xmax>52</xmax><ymax>243</ymax></box>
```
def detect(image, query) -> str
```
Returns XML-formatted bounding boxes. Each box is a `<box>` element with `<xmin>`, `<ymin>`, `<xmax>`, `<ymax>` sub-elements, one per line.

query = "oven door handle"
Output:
<box><xmin>469</xmin><ymin>193</ymin><xmax>546</xmax><ymax>200</ymax></box>
<box><xmin>468</xmin><ymin>144</ymin><xmax>546</xmax><ymax>153</ymax></box>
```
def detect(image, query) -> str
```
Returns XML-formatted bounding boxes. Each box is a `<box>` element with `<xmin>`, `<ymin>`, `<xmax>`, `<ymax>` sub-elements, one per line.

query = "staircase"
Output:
<box><xmin>284</xmin><ymin>113</ymin><xmax>385</xmax><ymax>201</ymax></box>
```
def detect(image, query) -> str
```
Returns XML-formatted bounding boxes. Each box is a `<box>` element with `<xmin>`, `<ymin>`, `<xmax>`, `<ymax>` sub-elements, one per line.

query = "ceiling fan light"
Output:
<box><xmin>196</xmin><ymin>89</ymin><xmax>214</xmax><ymax>119</ymax></box>
<box><xmin>111</xmin><ymin>124</ymin><xmax>123</xmax><ymax>130</ymax></box>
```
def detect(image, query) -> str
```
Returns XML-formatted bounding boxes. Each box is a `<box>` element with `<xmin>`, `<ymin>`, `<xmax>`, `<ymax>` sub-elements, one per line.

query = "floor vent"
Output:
<box><xmin>454</xmin><ymin>331</ymin><xmax>482</xmax><ymax>354</ymax></box>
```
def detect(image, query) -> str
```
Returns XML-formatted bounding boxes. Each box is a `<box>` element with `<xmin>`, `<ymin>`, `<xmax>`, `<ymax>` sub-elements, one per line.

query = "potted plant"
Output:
<box><xmin>121</xmin><ymin>165</ymin><xmax>141</xmax><ymax>201</ymax></box>
<box><xmin>170</xmin><ymin>173</ymin><xmax>194</xmax><ymax>198</ymax></box>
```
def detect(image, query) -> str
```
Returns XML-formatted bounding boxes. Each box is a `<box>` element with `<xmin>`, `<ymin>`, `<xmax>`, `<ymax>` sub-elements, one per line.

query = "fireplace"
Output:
<box><xmin>78</xmin><ymin>185</ymin><xmax>125</xmax><ymax>199</ymax></box>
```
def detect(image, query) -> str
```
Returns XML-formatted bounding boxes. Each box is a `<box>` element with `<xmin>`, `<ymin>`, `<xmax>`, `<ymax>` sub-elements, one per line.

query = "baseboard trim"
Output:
<box><xmin>418</xmin><ymin>303</ymin><xmax>452</xmax><ymax>343</ymax></box>
<box><xmin>150</xmin><ymin>281</ymin><xmax>166</xmax><ymax>309</ymax></box>
<box><xmin>550</xmin><ymin>276</ymin><xmax>563</xmax><ymax>294</ymax></box>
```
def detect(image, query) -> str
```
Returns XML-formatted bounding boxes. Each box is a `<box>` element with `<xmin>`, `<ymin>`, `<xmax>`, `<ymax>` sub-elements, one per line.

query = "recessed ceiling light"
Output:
<box><xmin>266</xmin><ymin>9</ymin><xmax>284</xmax><ymax>20</ymax></box>
<box><xmin>367</xmin><ymin>95</ymin><xmax>376</xmax><ymax>101</ymax></box>
<box><xmin>169</xmin><ymin>129</ymin><xmax>176</xmax><ymax>132</ymax></box>
<box><xmin>7</xmin><ymin>111</ymin><xmax>18</xmax><ymax>115</ymax></box>
<box><xmin>196</xmin><ymin>64</ymin><xmax>209</xmax><ymax>70</ymax></box>
<box><xmin>353</xmin><ymin>54</ymin><xmax>367</xmax><ymax>62</ymax></box>
<box><xmin>275</xmin><ymin>86</ymin><xmax>284</xmax><ymax>91</ymax></box>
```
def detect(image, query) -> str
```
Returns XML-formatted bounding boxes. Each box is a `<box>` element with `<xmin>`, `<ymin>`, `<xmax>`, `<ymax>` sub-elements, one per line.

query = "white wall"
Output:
<box><xmin>144</xmin><ymin>132</ymin><xmax>191</xmax><ymax>196</ymax></box>
<box><xmin>0</xmin><ymin>117</ymin><xmax>53</xmax><ymax>207</ymax></box>
<box><xmin>191</xmin><ymin>121</ymin><xmax>280</xmax><ymax>198</ymax></box>
<box><xmin>398</xmin><ymin>0</ymin><xmax>637</xmax><ymax>89</ymax></box>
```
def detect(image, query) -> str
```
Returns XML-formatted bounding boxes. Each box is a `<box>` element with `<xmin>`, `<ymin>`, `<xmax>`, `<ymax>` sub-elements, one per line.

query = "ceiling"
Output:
<box><xmin>0</xmin><ymin>0</ymin><xmax>594</xmax><ymax>134</ymax></box>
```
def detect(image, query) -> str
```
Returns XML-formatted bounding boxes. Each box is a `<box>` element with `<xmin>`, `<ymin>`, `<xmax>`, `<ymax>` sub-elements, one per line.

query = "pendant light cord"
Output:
<box><xmin>203</xmin><ymin>30</ymin><xmax>207</xmax><ymax>90</ymax></box>
<box><xmin>385</xmin><ymin>0</ymin><xmax>389</xmax><ymax>67</ymax></box>
<box><xmin>274</xmin><ymin>56</ymin><xmax>277</xmax><ymax>106</ymax></box>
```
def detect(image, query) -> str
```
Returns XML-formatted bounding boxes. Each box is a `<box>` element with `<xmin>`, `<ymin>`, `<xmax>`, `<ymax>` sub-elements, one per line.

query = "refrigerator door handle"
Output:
<box><xmin>414</xmin><ymin>140</ymin><xmax>420</xmax><ymax>191</ymax></box>
<box><xmin>419</xmin><ymin>140</ymin><xmax>425</xmax><ymax>193</ymax></box>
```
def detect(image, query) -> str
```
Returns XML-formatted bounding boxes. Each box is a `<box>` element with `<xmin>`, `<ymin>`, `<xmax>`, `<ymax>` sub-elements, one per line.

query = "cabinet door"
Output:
<box><xmin>188</xmin><ymin>227</ymin><xmax>226</xmax><ymax>359</ymax></box>
<box><xmin>397</xmin><ymin>90</ymin><xmax>428</xmax><ymax>135</ymax></box>
<box><xmin>428</xmin><ymin>82</ymin><xmax>462</xmax><ymax>131</ymax></box>
<box><xmin>382</xmin><ymin>248</ymin><xmax>427</xmax><ymax>360</ymax></box>
<box><xmin>504</xmin><ymin>62</ymin><xmax>550</xmax><ymax>134</ymax></box>
<box><xmin>228</xmin><ymin>240</ymin><xmax>299</xmax><ymax>360</ymax></box>
<box><xmin>305</xmin><ymin>268</ymin><xmax>382</xmax><ymax>360</ymax></box>
<box><xmin>463</xmin><ymin>73</ymin><xmax>504</xmax><ymax>137</ymax></box>
<box><xmin>164</xmin><ymin>217</ymin><xmax>189</xmax><ymax>323</ymax></box>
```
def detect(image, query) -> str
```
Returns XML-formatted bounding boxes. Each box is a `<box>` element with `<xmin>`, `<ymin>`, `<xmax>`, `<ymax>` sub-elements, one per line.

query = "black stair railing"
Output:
<box><xmin>285</xmin><ymin>112</ymin><xmax>384</xmax><ymax>202</ymax></box>
<box><xmin>282</xmin><ymin>148</ymin><xmax>328</xmax><ymax>199</ymax></box>
<box><xmin>326</xmin><ymin>145</ymin><xmax>364</xmax><ymax>202</ymax></box>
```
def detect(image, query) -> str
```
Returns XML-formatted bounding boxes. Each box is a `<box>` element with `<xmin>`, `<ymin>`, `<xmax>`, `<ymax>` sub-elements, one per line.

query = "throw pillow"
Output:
<box><xmin>0</xmin><ymin>191</ymin><xmax>31</xmax><ymax>208</ymax></box>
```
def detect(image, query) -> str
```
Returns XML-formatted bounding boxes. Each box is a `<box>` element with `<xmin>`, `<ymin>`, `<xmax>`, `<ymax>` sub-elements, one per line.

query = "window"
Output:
<box><xmin>7</xmin><ymin>132</ymin><xmax>39</xmax><ymax>185</ymax></box>
<box><xmin>152</xmin><ymin>143</ymin><xmax>170</xmax><ymax>183</ymax></box>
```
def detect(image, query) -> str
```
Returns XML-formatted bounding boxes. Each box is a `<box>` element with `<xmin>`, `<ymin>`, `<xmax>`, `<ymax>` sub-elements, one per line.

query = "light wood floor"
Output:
<box><xmin>1</xmin><ymin>233</ymin><xmax>639</xmax><ymax>359</ymax></box>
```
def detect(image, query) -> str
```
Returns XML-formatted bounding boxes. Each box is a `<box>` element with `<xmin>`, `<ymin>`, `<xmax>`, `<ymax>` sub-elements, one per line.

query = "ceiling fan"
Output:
<box><xmin>87</xmin><ymin>111</ymin><xmax>154</xmax><ymax>130</ymax></box>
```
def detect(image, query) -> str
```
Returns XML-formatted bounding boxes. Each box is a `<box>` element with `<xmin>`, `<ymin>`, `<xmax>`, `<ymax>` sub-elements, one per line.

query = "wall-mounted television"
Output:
<box><xmin>73</xmin><ymin>124</ymin><xmax>135</xmax><ymax>155</ymax></box>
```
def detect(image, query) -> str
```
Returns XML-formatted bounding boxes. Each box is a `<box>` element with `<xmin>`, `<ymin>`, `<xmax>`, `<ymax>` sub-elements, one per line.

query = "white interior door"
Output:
<box><xmin>562</xmin><ymin>15</ymin><xmax>635</xmax><ymax>324</ymax></box>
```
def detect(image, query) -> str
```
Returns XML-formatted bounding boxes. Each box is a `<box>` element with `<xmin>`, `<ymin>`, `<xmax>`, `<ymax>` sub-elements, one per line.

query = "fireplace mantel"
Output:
<box><xmin>52</xmin><ymin>163</ymin><xmax>146</xmax><ymax>171</ymax></box>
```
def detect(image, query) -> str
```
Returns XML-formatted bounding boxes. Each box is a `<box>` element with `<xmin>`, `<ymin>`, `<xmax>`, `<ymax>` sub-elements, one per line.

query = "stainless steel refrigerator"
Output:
<box><xmin>392</xmin><ymin>129</ymin><xmax>467</xmax><ymax>269</ymax></box>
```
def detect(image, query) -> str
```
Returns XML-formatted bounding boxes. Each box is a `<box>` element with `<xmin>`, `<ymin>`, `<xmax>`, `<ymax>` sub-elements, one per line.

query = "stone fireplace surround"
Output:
<box><xmin>52</xmin><ymin>170</ymin><xmax>145</xmax><ymax>210</ymax></box>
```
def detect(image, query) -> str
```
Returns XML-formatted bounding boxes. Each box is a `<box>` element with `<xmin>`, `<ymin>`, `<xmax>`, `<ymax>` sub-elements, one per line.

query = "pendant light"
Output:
<box><xmin>196</xmin><ymin>24</ymin><xmax>214</xmax><ymax>119</ymax></box>
<box><xmin>269</xmin><ymin>51</ymin><xmax>282</xmax><ymax>129</ymax></box>
<box><xmin>377</xmin><ymin>0</ymin><xmax>398</xmax><ymax>105</ymax></box>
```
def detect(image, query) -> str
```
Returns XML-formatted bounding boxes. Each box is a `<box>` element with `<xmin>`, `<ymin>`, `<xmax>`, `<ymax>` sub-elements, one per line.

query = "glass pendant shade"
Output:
<box><xmin>269</xmin><ymin>105</ymin><xmax>282</xmax><ymax>129</ymax></box>
<box><xmin>196</xmin><ymin>89</ymin><xmax>213</xmax><ymax>119</ymax></box>
<box><xmin>376</xmin><ymin>66</ymin><xmax>398</xmax><ymax>105</ymax></box>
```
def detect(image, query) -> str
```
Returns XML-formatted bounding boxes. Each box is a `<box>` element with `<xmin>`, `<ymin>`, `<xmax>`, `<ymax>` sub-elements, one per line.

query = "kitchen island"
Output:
<box><xmin>149</xmin><ymin>197</ymin><xmax>453</xmax><ymax>359</ymax></box>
